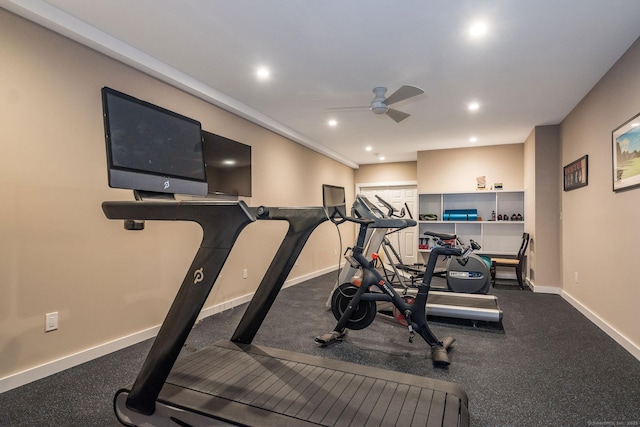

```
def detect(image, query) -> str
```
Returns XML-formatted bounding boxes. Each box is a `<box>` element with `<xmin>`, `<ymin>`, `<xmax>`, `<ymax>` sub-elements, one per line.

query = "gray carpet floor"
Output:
<box><xmin>1</xmin><ymin>272</ymin><xmax>639</xmax><ymax>426</ymax></box>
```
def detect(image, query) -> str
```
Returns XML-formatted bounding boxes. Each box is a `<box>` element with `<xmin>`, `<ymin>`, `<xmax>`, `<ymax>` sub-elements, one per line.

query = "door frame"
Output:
<box><xmin>355</xmin><ymin>180</ymin><xmax>418</xmax><ymax>195</ymax></box>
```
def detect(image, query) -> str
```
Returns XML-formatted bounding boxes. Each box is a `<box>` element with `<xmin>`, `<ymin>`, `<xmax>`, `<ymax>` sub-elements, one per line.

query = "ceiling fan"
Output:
<box><xmin>328</xmin><ymin>85</ymin><xmax>425</xmax><ymax>123</ymax></box>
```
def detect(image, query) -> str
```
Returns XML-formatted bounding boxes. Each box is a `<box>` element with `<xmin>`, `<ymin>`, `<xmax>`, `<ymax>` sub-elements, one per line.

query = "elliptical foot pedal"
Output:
<box><xmin>314</xmin><ymin>330</ymin><xmax>346</xmax><ymax>347</ymax></box>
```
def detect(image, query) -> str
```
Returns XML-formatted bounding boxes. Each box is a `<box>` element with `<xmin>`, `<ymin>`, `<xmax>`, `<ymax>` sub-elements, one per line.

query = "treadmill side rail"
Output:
<box><xmin>103</xmin><ymin>200</ymin><xmax>256</xmax><ymax>416</ymax></box>
<box><xmin>231</xmin><ymin>207</ymin><xmax>328</xmax><ymax>344</ymax></box>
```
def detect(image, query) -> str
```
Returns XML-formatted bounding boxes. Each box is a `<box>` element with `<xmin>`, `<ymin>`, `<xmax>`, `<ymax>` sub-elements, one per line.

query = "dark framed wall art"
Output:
<box><xmin>564</xmin><ymin>155</ymin><xmax>588</xmax><ymax>191</ymax></box>
<box><xmin>612</xmin><ymin>112</ymin><xmax>640</xmax><ymax>192</ymax></box>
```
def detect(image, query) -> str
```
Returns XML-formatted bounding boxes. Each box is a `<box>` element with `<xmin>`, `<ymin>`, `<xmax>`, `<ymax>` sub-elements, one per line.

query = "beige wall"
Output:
<box><xmin>523</xmin><ymin>126</ymin><xmax>562</xmax><ymax>288</ymax></box>
<box><xmin>417</xmin><ymin>144</ymin><xmax>524</xmax><ymax>193</ymax></box>
<box><xmin>354</xmin><ymin>161</ymin><xmax>417</xmax><ymax>184</ymax></box>
<box><xmin>560</xmin><ymin>37</ymin><xmax>640</xmax><ymax>352</ymax></box>
<box><xmin>523</xmin><ymin>129</ymin><xmax>537</xmax><ymax>280</ymax></box>
<box><xmin>0</xmin><ymin>11</ymin><xmax>354</xmax><ymax>382</ymax></box>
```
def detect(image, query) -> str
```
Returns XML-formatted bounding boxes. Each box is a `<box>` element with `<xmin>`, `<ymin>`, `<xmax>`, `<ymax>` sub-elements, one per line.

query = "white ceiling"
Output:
<box><xmin>4</xmin><ymin>0</ymin><xmax>640</xmax><ymax>168</ymax></box>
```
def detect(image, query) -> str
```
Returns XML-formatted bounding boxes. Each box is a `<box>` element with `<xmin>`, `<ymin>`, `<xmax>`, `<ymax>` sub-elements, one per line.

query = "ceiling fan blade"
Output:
<box><xmin>383</xmin><ymin>85</ymin><xmax>425</xmax><ymax>105</ymax></box>
<box><xmin>386</xmin><ymin>108</ymin><xmax>410</xmax><ymax>123</ymax></box>
<box><xmin>324</xmin><ymin>105</ymin><xmax>370</xmax><ymax>111</ymax></box>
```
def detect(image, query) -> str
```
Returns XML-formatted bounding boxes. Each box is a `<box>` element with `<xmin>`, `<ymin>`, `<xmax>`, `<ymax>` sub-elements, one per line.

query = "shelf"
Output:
<box><xmin>418</xmin><ymin>190</ymin><xmax>525</xmax><ymax>256</ymax></box>
<box><xmin>419</xmin><ymin>220</ymin><xmax>524</xmax><ymax>224</ymax></box>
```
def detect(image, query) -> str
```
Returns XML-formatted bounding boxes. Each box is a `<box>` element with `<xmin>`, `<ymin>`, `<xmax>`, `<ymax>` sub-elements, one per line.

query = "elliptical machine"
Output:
<box><xmin>423</xmin><ymin>231</ymin><xmax>491</xmax><ymax>294</ymax></box>
<box><xmin>316</xmin><ymin>185</ymin><xmax>476</xmax><ymax>366</ymax></box>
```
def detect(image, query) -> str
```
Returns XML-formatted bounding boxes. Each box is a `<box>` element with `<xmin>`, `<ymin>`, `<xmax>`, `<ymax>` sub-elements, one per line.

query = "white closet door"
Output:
<box><xmin>359</xmin><ymin>185</ymin><xmax>418</xmax><ymax>265</ymax></box>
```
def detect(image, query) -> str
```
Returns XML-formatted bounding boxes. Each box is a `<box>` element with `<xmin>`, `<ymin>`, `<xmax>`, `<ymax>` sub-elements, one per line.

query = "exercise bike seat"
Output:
<box><xmin>424</xmin><ymin>230</ymin><xmax>456</xmax><ymax>241</ymax></box>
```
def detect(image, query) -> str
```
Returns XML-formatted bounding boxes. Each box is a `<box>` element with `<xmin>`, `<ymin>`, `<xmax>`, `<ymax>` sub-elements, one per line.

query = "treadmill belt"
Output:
<box><xmin>428</xmin><ymin>293</ymin><xmax>497</xmax><ymax>310</ymax></box>
<box><xmin>161</xmin><ymin>340</ymin><xmax>468</xmax><ymax>426</ymax></box>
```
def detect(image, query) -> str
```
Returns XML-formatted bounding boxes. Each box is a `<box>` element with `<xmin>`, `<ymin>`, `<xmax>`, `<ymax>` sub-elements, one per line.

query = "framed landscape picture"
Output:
<box><xmin>612</xmin><ymin>112</ymin><xmax>640</xmax><ymax>192</ymax></box>
<box><xmin>563</xmin><ymin>155</ymin><xmax>588</xmax><ymax>191</ymax></box>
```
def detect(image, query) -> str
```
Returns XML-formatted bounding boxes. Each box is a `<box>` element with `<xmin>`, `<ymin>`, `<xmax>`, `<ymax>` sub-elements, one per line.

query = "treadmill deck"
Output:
<box><xmin>116</xmin><ymin>340</ymin><xmax>469</xmax><ymax>426</ymax></box>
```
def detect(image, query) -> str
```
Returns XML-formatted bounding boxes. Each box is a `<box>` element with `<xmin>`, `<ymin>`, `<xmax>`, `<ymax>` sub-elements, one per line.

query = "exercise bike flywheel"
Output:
<box><xmin>331</xmin><ymin>283</ymin><xmax>377</xmax><ymax>330</ymax></box>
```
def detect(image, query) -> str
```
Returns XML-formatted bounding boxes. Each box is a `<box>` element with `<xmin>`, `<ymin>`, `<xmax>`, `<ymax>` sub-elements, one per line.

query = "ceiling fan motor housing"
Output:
<box><xmin>370</xmin><ymin>100</ymin><xmax>389</xmax><ymax>114</ymax></box>
<box><xmin>370</xmin><ymin>87</ymin><xmax>389</xmax><ymax>114</ymax></box>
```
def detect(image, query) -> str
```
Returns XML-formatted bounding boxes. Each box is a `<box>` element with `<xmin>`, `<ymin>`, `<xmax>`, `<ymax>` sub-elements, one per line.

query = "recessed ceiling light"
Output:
<box><xmin>379</xmin><ymin>156</ymin><xmax>386</xmax><ymax>161</ymax></box>
<box><xmin>256</xmin><ymin>66</ymin><xmax>270</xmax><ymax>80</ymax></box>
<box><xmin>223</xmin><ymin>159</ymin><xmax>236</xmax><ymax>166</ymax></box>
<box><xmin>469</xmin><ymin>21</ymin><xmax>488</xmax><ymax>38</ymax></box>
<box><xmin>470</xmin><ymin>137</ymin><xmax>478</xmax><ymax>143</ymax></box>
<box><xmin>328</xmin><ymin>119</ymin><xmax>337</xmax><ymax>127</ymax></box>
<box><xmin>365</xmin><ymin>146</ymin><xmax>373</xmax><ymax>152</ymax></box>
<box><xmin>468</xmin><ymin>102</ymin><xmax>480</xmax><ymax>111</ymax></box>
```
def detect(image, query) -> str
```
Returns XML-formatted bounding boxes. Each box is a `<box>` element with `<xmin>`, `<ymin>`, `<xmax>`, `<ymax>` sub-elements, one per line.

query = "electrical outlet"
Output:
<box><xmin>574</xmin><ymin>272</ymin><xmax>578</xmax><ymax>283</ymax></box>
<box><xmin>243</xmin><ymin>269</ymin><xmax>248</xmax><ymax>279</ymax></box>
<box><xmin>334</xmin><ymin>249</ymin><xmax>338</xmax><ymax>256</ymax></box>
<box><xmin>45</xmin><ymin>312</ymin><xmax>58</xmax><ymax>332</ymax></box>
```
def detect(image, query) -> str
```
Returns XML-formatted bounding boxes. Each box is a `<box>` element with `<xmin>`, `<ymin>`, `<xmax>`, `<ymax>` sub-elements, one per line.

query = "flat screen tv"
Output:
<box><xmin>101</xmin><ymin>87</ymin><xmax>208</xmax><ymax>198</ymax></box>
<box><xmin>202</xmin><ymin>130</ymin><xmax>252</xmax><ymax>197</ymax></box>
<box><xmin>322</xmin><ymin>184</ymin><xmax>347</xmax><ymax>221</ymax></box>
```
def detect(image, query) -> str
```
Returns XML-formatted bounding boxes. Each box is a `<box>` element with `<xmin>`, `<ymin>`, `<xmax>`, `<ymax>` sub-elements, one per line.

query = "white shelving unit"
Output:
<box><xmin>418</xmin><ymin>190</ymin><xmax>525</xmax><ymax>256</ymax></box>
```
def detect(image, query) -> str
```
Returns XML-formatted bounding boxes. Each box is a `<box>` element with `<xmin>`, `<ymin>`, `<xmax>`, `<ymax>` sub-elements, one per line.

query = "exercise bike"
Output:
<box><xmin>316</xmin><ymin>185</ymin><xmax>475</xmax><ymax>366</ymax></box>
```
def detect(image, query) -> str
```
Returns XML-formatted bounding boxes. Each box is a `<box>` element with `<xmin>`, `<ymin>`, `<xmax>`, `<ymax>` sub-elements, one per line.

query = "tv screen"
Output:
<box><xmin>322</xmin><ymin>184</ymin><xmax>347</xmax><ymax>220</ymax></box>
<box><xmin>101</xmin><ymin>87</ymin><xmax>207</xmax><ymax>197</ymax></box>
<box><xmin>202</xmin><ymin>130</ymin><xmax>252</xmax><ymax>197</ymax></box>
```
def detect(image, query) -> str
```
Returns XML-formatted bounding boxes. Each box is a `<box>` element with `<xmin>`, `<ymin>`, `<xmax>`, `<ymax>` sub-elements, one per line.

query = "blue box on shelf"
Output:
<box><xmin>443</xmin><ymin>209</ymin><xmax>478</xmax><ymax>221</ymax></box>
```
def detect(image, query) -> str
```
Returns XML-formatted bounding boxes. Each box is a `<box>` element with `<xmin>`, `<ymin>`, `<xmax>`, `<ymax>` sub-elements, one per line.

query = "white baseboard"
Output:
<box><xmin>0</xmin><ymin>326</ymin><xmax>160</xmax><ymax>394</ymax></box>
<box><xmin>0</xmin><ymin>266</ymin><xmax>337</xmax><ymax>394</ymax></box>
<box><xmin>560</xmin><ymin>290</ymin><xmax>640</xmax><ymax>361</ymax></box>
<box><xmin>530</xmin><ymin>283</ymin><xmax>562</xmax><ymax>294</ymax></box>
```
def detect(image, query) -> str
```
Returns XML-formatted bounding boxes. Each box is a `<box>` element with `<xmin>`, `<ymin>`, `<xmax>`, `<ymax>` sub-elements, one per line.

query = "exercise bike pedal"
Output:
<box><xmin>441</xmin><ymin>335</ymin><xmax>455</xmax><ymax>349</ymax></box>
<box><xmin>431</xmin><ymin>346</ymin><xmax>450</xmax><ymax>366</ymax></box>
<box><xmin>314</xmin><ymin>330</ymin><xmax>346</xmax><ymax>347</ymax></box>
<box><xmin>431</xmin><ymin>336</ymin><xmax>455</xmax><ymax>366</ymax></box>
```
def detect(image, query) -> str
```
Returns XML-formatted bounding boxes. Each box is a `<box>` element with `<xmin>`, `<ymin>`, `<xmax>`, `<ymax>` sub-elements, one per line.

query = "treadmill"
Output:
<box><xmin>347</xmin><ymin>195</ymin><xmax>503</xmax><ymax>324</ymax></box>
<box><xmin>103</xmin><ymin>200</ymin><xmax>469</xmax><ymax>426</ymax></box>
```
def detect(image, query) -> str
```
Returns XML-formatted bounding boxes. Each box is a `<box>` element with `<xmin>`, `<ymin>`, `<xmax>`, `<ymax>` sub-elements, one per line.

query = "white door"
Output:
<box><xmin>358</xmin><ymin>185</ymin><xmax>417</xmax><ymax>265</ymax></box>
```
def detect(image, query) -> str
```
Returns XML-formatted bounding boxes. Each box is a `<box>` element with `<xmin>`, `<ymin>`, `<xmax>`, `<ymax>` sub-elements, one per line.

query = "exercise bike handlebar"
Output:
<box><xmin>328</xmin><ymin>210</ymin><xmax>375</xmax><ymax>226</ymax></box>
<box><xmin>332</xmin><ymin>207</ymin><xmax>416</xmax><ymax>230</ymax></box>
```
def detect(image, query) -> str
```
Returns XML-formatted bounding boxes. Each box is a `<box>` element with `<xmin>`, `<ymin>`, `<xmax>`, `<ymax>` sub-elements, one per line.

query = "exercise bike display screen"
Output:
<box><xmin>322</xmin><ymin>184</ymin><xmax>347</xmax><ymax>221</ymax></box>
<box><xmin>102</xmin><ymin>87</ymin><xmax>208</xmax><ymax>197</ymax></box>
